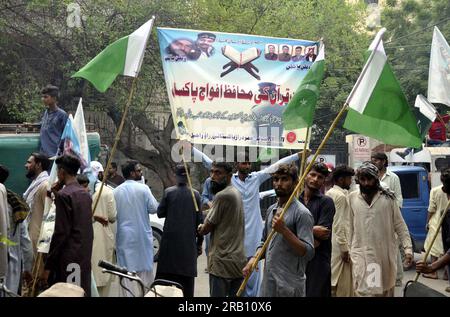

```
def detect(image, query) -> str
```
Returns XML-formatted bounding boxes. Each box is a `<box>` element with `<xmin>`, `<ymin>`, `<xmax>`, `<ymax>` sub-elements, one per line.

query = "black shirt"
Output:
<box><xmin>299</xmin><ymin>190</ymin><xmax>335</xmax><ymax>297</ymax></box>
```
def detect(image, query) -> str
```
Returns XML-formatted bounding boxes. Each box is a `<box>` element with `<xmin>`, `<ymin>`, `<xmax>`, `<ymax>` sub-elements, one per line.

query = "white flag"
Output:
<box><xmin>73</xmin><ymin>98</ymin><xmax>91</xmax><ymax>164</ymax></box>
<box><xmin>428</xmin><ymin>26</ymin><xmax>450</xmax><ymax>107</ymax></box>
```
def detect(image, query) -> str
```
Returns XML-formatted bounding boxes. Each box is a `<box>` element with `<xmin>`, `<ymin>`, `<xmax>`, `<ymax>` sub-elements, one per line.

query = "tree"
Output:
<box><xmin>0</xmin><ymin>0</ymin><xmax>369</xmax><ymax>187</ymax></box>
<box><xmin>382</xmin><ymin>0</ymin><xmax>450</xmax><ymax>107</ymax></box>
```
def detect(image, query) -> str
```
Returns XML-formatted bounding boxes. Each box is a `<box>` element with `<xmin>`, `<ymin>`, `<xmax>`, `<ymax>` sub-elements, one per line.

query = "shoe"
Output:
<box><xmin>395</xmin><ymin>280</ymin><xmax>402</xmax><ymax>287</ymax></box>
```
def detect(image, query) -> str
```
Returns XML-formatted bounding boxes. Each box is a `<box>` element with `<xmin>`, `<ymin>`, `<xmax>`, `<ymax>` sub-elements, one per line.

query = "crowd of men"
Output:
<box><xmin>1</xmin><ymin>84</ymin><xmax>450</xmax><ymax>297</ymax></box>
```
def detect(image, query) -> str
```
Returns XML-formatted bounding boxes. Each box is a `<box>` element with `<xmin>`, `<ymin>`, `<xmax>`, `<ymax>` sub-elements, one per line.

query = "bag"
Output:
<box><xmin>403</xmin><ymin>280</ymin><xmax>446</xmax><ymax>297</ymax></box>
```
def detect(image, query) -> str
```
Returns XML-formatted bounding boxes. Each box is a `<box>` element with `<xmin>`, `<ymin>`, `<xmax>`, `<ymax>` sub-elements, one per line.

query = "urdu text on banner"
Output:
<box><xmin>158</xmin><ymin>28</ymin><xmax>319</xmax><ymax>149</ymax></box>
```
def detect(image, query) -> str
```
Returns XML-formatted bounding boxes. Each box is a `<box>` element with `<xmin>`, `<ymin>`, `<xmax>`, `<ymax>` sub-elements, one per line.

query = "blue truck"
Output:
<box><xmin>388</xmin><ymin>165</ymin><xmax>430</xmax><ymax>253</ymax></box>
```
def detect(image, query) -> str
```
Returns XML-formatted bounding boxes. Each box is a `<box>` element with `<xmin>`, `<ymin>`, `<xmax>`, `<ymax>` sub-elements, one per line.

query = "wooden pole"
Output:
<box><xmin>91</xmin><ymin>76</ymin><xmax>138</xmax><ymax>216</ymax></box>
<box><xmin>181</xmin><ymin>145</ymin><xmax>199</xmax><ymax>212</ymax></box>
<box><xmin>414</xmin><ymin>202</ymin><xmax>449</xmax><ymax>282</ymax></box>
<box><xmin>298</xmin><ymin>126</ymin><xmax>311</xmax><ymax>194</ymax></box>
<box><xmin>236</xmin><ymin>103</ymin><xmax>349</xmax><ymax>296</ymax></box>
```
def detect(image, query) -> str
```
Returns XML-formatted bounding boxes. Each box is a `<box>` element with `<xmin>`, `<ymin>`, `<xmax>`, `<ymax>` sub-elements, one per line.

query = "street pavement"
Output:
<box><xmin>108</xmin><ymin>251</ymin><xmax>449</xmax><ymax>297</ymax></box>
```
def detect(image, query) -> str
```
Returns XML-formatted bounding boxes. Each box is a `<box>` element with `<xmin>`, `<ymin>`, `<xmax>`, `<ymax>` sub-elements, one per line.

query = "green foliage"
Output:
<box><xmin>382</xmin><ymin>0</ymin><xmax>450</xmax><ymax>108</ymax></box>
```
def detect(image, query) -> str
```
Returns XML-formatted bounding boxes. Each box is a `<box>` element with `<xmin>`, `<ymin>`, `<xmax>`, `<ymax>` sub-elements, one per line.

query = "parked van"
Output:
<box><xmin>388</xmin><ymin>165</ymin><xmax>429</xmax><ymax>253</ymax></box>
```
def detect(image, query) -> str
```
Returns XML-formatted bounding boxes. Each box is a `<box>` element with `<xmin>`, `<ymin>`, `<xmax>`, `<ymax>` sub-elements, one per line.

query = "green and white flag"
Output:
<box><xmin>72</xmin><ymin>17</ymin><xmax>155</xmax><ymax>92</ymax></box>
<box><xmin>414</xmin><ymin>94</ymin><xmax>436</xmax><ymax>139</ymax></box>
<box><xmin>428</xmin><ymin>26</ymin><xmax>450</xmax><ymax>107</ymax></box>
<box><xmin>343</xmin><ymin>28</ymin><xmax>422</xmax><ymax>148</ymax></box>
<box><xmin>282</xmin><ymin>45</ymin><xmax>325</xmax><ymax>130</ymax></box>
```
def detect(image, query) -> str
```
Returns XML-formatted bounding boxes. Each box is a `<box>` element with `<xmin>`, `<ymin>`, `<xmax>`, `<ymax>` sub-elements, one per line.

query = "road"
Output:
<box><xmin>108</xmin><ymin>251</ymin><xmax>449</xmax><ymax>297</ymax></box>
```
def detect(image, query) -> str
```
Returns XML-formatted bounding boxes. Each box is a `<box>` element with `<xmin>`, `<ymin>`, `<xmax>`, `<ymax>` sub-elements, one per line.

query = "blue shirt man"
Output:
<box><xmin>194</xmin><ymin>146</ymin><xmax>302</xmax><ymax>296</ymax></box>
<box><xmin>39</xmin><ymin>85</ymin><xmax>68</xmax><ymax>157</ymax></box>
<box><xmin>113</xmin><ymin>161</ymin><xmax>158</xmax><ymax>296</ymax></box>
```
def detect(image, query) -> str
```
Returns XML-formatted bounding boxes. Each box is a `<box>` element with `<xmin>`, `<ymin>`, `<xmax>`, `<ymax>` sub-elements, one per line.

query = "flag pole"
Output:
<box><xmin>237</xmin><ymin>29</ymin><xmax>387</xmax><ymax>296</ymax></box>
<box><xmin>236</xmin><ymin>103</ymin><xmax>349</xmax><ymax>296</ymax></box>
<box><xmin>91</xmin><ymin>76</ymin><xmax>138</xmax><ymax>216</ymax></box>
<box><xmin>181</xmin><ymin>144</ymin><xmax>199</xmax><ymax>212</ymax></box>
<box><xmin>297</xmin><ymin>126</ymin><xmax>311</xmax><ymax>194</ymax></box>
<box><xmin>91</xmin><ymin>15</ymin><xmax>155</xmax><ymax>217</ymax></box>
<box><xmin>414</xmin><ymin>203</ymin><xmax>449</xmax><ymax>282</ymax></box>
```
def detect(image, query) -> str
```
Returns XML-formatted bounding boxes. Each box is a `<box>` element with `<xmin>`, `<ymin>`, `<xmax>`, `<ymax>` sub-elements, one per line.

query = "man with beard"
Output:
<box><xmin>326</xmin><ymin>165</ymin><xmax>355</xmax><ymax>297</ymax></box>
<box><xmin>42</xmin><ymin>154</ymin><xmax>93</xmax><ymax>296</ymax></box>
<box><xmin>89</xmin><ymin>161</ymin><xmax>117</xmax><ymax>297</ymax></box>
<box><xmin>193</xmin><ymin>146</ymin><xmax>303</xmax><ymax>296</ymax></box>
<box><xmin>113</xmin><ymin>160</ymin><xmax>158</xmax><ymax>297</ymax></box>
<box><xmin>198</xmin><ymin>162</ymin><xmax>247</xmax><ymax>297</ymax></box>
<box><xmin>371</xmin><ymin>152</ymin><xmax>407</xmax><ymax>285</ymax></box>
<box><xmin>156</xmin><ymin>165</ymin><xmax>203</xmax><ymax>297</ymax></box>
<box><xmin>300</xmin><ymin>162</ymin><xmax>335</xmax><ymax>297</ymax></box>
<box><xmin>243</xmin><ymin>164</ymin><xmax>314</xmax><ymax>297</ymax></box>
<box><xmin>348</xmin><ymin>162</ymin><xmax>413</xmax><ymax>297</ymax></box>
<box><xmin>23</xmin><ymin>152</ymin><xmax>50</xmax><ymax>254</ymax></box>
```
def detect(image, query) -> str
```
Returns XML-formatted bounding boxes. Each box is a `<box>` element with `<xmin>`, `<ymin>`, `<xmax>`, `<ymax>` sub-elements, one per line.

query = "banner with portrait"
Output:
<box><xmin>158</xmin><ymin>27</ymin><xmax>319</xmax><ymax>149</ymax></box>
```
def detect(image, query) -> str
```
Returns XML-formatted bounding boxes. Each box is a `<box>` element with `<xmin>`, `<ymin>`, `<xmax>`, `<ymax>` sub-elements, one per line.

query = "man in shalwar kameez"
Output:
<box><xmin>113</xmin><ymin>160</ymin><xmax>158</xmax><ymax>297</ymax></box>
<box><xmin>348</xmin><ymin>162</ymin><xmax>413</xmax><ymax>297</ymax></box>
<box><xmin>243</xmin><ymin>164</ymin><xmax>314</xmax><ymax>297</ymax></box>
<box><xmin>194</xmin><ymin>145</ymin><xmax>303</xmax><ymax>296</ymax></box>
<box><xmin>326</xmin><ymin>165</ymin><xmax>354</xmax><ymax>297</ymax></box>
<box><xmin>90</xmin><ymin>161</ymin><xmax>117</xmax><ymax>297</ymax></box>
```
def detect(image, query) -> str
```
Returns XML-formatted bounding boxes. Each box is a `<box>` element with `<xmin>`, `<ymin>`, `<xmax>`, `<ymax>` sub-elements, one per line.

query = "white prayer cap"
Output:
<box><xmin>90</xmin><ymin>161</ymin><xmax>104</xmax><ymax>176</ymax></box>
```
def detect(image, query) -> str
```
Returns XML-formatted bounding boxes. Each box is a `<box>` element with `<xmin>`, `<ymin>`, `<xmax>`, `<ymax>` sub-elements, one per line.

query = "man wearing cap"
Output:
<box><xmin>89</xmin><ymin>161</ymin><xmax>117</xmax><ymax>297</ymax></box>
<box><xmin>38</xmin><ymin>85</ymin><xmax>68</xmax><ymax>158</ymax></box>
<box><xmin>371</xmin><ymin>152</ymin><xmax>407</xmax><ymax>285</ymax></box>
<box><xmin>348</xmin><ymin>162</ymin><xmax>413</xmax><ymax>297</ymax></box>
<box><xmin>300</xmin><ymin>163</ymin><xmax>335</xmax><ymax>297</ymax></box>
<box><xmin>195</xmin><ymin>32</ymin><xmax>216</xmax><ymax>59</ymax></box>
<box><xmin>155</xmin><ymin>165</ymin><xmax>203</xmax><ymax>297</ymax></box>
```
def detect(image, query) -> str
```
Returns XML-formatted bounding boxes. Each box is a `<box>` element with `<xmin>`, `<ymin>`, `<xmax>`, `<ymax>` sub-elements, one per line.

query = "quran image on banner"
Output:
<box><xmin>158</xmin><ymin>28</ymin><xmax>319</xmax><ymax>149</ymax></box>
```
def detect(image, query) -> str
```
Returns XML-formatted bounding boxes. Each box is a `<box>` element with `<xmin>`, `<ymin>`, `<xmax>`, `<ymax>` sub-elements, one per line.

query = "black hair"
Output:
<box><xmin>0</xmin><ymin>164</ymin><xmax>10</xmax><ymax>183</ymax></box>
<box><xmin>55</xmin><ymin>154</ymin><xmax>81</xmax><ymax>176</ymax></box>
<box><xmin>371</xmin><ymin>152</ymin><xmax>388</xmax><ymax>167</ymax></box>
<box><xmin>310</xmin><ymin>162</ymin><xmax>330</xmax><ymax>177</ymax></box>
<box><xmin>271</xmin><ymin>163</ymin><xmax>298</xmax><ymax>182</ymax></box>
<box><xmin>31</xmin><ymin>152</ymin><xmax>50</xmax><ymax>171</ymax></box>
<box><xmin>76</xmin><ymin>174</ymin><xmax>89</xmax><ymax>186</ymax></box>
<box><xmin>332</xmin><ymin>165</ymin><xmax>355</xmax><ymax>182</ymax></box>
<box><xmin>110</xmin><ymin>162</ymin><xmax>118</xmax><ymax>169</ymax></box>
<box><xmin>212</xmin><ymin>161</ymin><xmax>233</xmax><ymax>174</ymax></box>
<box><xmin>122</xmin><ymin>160</ymin><xmax>139</xmax><ymax>179</ymax></box>
<box><xmin>41</xmin><ymin>84</ymin><xmax>59</xmax><ymax>98</ymax></box>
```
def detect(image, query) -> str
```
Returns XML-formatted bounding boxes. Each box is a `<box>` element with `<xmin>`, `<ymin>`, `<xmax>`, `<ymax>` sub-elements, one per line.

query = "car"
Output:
<box><xmin>150</xmin><ymin>213</ymin><xmax>164</xmax><ymax>262</ymax></box>
<box><xmin>388</xmin><ymin>165</ymin><xmax>429</xmax><ymax>253</ymax></box>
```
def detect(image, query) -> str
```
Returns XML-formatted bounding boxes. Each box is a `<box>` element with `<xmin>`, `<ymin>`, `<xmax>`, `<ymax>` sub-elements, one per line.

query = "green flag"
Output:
<box><xmin>72</xmin><ymin>17</ymin><xmax>154</xmax><ymax>92</ymax></box>
<box><xmin>282</xmin><ymin>45</ymin><xmax>325</xmax><ymax>130</ymax></box>
<box><xmin>343</xmin><ymin>28</ymin><xmax>422</xmax><ymax>148</ymax></box>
